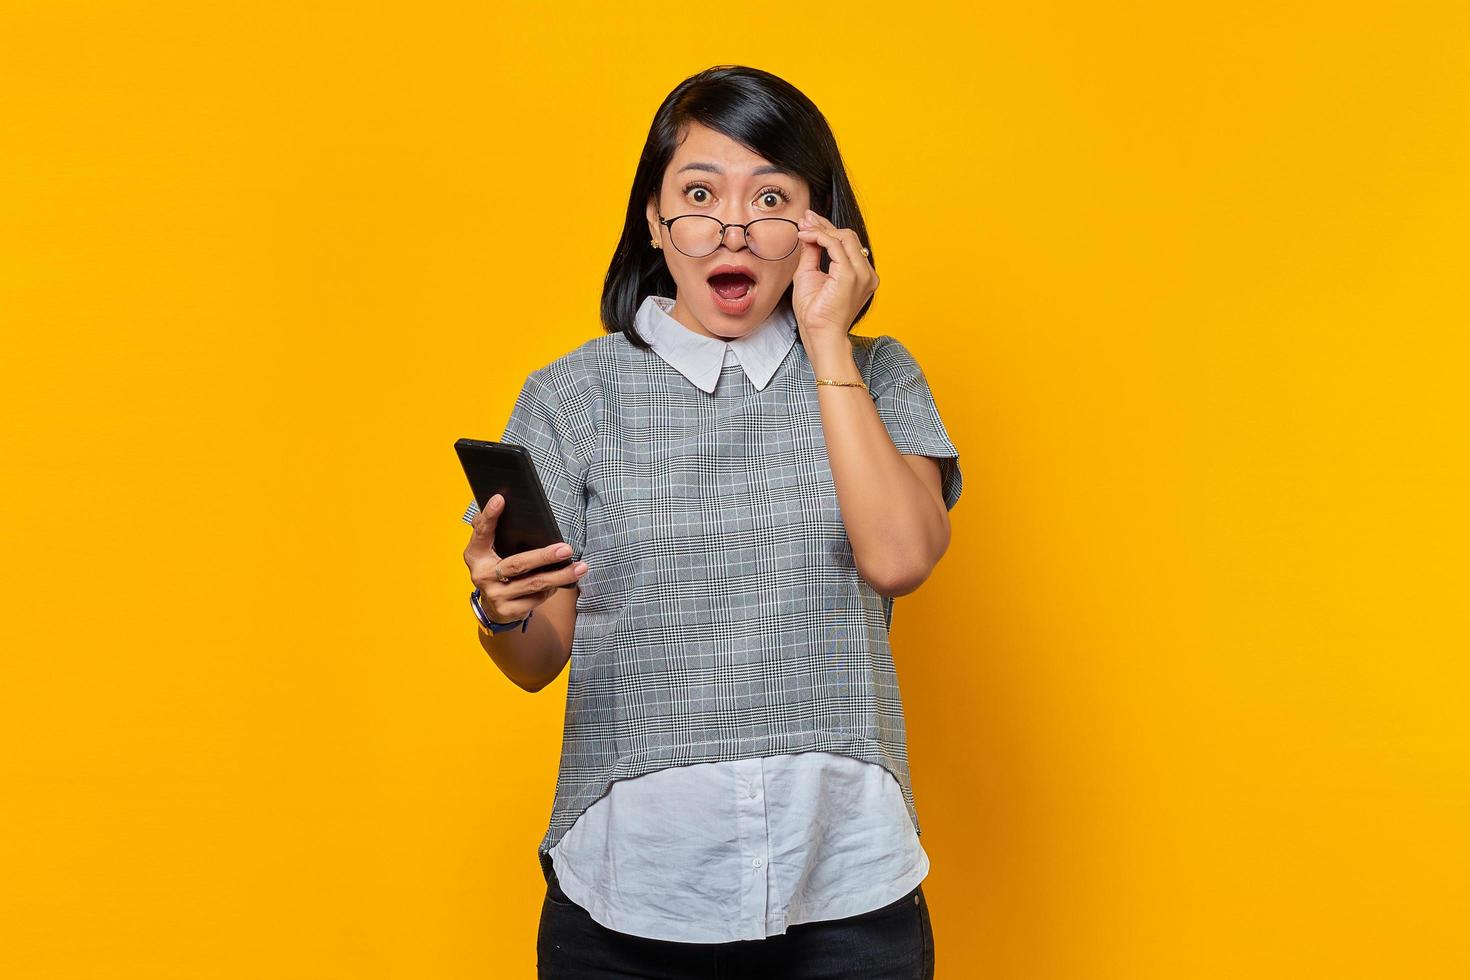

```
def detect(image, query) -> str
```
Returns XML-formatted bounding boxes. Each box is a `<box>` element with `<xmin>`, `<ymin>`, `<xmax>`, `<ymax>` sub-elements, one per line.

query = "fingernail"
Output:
<box><xmin>554</xmin><ymin>544</ymin><xmax>572</xmax><ymax>557</ymax></box>
<box><xmin>574</xmin><ymin>562</ymin><xmax>588</xmax><ymax>573</ymax></box>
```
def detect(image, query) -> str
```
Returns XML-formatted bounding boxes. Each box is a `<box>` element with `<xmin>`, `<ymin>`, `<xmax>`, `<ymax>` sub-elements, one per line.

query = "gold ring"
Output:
<box><xmin>860</xmin><ymin>246</ymin><xmax>870</xmax><ymax>257</ymax></box>
<box><xmin>494</xmin><ymin>563</ymin><xmax>512</xmax><ymax>584</ymax></box>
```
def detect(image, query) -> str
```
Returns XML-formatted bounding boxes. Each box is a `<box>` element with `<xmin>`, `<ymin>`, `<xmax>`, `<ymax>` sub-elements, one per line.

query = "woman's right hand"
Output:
<box><xmin>463</xmin><ymin>493</ymin><xmax>589</xmax><ymax>625</ymax></box>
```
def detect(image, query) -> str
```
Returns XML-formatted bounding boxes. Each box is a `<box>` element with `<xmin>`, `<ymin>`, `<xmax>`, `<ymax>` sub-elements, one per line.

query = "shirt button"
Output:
<box><xmin>748</xmin><ymin>785</ymin><xmax>758</xmax><ymax>799</ymax></box>
<box><xmin>752</xmin><ymin>858</ymin><xmax>763</xmax><ymax>868</ymax></box>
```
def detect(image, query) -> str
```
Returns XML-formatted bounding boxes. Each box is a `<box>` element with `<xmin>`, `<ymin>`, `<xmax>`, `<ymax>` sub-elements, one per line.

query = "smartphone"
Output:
<box><xmin>454</xmin><ymin>437</ymin><xmax>575</xmax><ymax>580</ymax></box>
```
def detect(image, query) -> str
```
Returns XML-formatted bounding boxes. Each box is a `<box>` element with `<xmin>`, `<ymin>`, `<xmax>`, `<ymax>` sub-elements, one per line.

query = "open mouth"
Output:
<box><xmin>707</xmin><ymin>271</ymin><xmax>757</xmax><ymax>313</ymax></box>
<box><xmin>708</xmin><ymin>271</ymin><xmax>755</xmax><ymax>299</ymax></box>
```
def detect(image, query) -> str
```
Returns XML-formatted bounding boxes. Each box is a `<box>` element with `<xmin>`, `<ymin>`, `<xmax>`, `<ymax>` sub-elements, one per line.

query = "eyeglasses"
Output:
<box><xmin>655</xmin><ymin>207</ymin><xmax>801</xmax><ymax>260</ymax></box>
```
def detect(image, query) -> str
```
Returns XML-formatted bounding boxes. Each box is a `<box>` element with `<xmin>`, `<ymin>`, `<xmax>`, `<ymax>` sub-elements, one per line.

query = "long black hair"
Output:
<box><xmin>600</xmin><ymin>65</ymin><xmax>876</xmax><ymax>349</ymax></box>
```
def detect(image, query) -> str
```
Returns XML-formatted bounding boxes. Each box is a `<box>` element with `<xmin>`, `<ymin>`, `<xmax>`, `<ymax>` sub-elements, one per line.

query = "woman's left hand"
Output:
<box><xmin>791</xmin><ymin>208</ymin><xmax>878</xmax><ymax>345</ymax></box>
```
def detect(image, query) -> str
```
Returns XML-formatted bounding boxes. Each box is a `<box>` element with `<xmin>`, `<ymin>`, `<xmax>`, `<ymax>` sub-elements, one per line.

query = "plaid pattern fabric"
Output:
<box><xmin>462</xmin><ymin>321</ymin><xmax>962</xmax><ymax>880</ymax></box>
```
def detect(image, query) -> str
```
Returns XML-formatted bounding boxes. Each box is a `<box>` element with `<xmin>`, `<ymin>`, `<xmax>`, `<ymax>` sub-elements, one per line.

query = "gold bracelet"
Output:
<box><xmin>814</xmin><ymin>378</ymin><xmax>869</xmax><ymax>389</ymax></box>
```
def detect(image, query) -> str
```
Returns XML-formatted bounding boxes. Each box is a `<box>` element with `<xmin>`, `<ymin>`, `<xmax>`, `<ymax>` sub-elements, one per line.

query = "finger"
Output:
<box><xmin>795</xmin><ymin>225</ymin><xmax>845</xmax><ymax>260</ymax></box>
<box><xmin>809</xmin><ymin>213</ymin><xmax>871</xmax><ymax>273</ymax></box>
<box><xmin>496</xmin><ymin>540</ymin><xmax>575</xmax><ymax>579</ymax></box>
<box><xmin>478</xmin><ymin>589</ymin><xmax>548</xmax><ymax>626</ymax></box>
<box><xmin>472</xmin><ymin>493</ymin><xmax>503</xmax><ymax>541</ymax></box>
<box><xmin>831</xmin><ymin>229</ymin><xmax>876</xmax><ymax>295</ymax></box>
<box><xmin>834</xmin><ymin>228</ymin><xmax>871</xmax><ymax>272</ymax></box>
<box><xmin>493</xmin><ymin>556</ymin><xmax>589</xmax><ymax>600</ymax></box>
<box><xmin>796</xmin><ymin>226</ymin><xmax>856</xmax><ymax>283</ymax></box>
<box><xmin>796</xmin><ymin>229</ymin><xmax>823</xmax><ymax>276</ymax></box>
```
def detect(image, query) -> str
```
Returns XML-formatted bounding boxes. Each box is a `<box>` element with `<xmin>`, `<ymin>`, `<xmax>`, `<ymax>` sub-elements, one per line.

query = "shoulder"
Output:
<box><xmin>848</xmin><ymin>333</ymin><xmax>924</xmax><ymax>385</ymax></box>
<box><xmin>522</xmin><ymin>332</ymin><xmax>628</xmax><ymax>405</ymax></box>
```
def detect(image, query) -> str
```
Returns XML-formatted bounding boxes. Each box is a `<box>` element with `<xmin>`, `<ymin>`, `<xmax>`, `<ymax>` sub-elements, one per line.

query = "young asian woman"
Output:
<box><xmin>461</xmin><ymin>65</ymin><xmax>960</xmax><ymax>979</ymax></box>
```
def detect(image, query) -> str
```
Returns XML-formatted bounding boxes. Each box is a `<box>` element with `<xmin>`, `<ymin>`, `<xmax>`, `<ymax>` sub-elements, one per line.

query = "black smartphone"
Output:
<box><xmin>454</xmin><ymin>437</ymin><xmax>574</xmax><ymax>579</ymax></box>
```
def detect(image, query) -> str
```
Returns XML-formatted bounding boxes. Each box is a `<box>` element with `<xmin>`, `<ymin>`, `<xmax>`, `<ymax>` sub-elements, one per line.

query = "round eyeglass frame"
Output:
<box><xmin>655</xmin><ymin>207</ymin><xmax>802</xmax><ymax>261</ymax></box>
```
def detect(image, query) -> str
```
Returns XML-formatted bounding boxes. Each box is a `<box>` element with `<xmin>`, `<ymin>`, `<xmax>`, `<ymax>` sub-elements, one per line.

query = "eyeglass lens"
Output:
<box><xmin>668</xmin><ymin>217</ymin><xmax>799</xmax><ymax>260</ymax></box>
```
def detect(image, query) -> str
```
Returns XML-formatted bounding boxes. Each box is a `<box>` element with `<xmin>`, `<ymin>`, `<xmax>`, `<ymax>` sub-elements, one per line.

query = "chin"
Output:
<box><xmin>706</xmin><ymin>302</ymin><xmax>772</xmax><ymax>337</ymax></box>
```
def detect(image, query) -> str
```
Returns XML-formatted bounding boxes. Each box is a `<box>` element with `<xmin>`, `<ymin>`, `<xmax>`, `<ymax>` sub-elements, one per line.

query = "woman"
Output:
<box><xmin>461</xmin><ymin>65</ymin><xmax>960</xmax><ymax>978</ymax></box>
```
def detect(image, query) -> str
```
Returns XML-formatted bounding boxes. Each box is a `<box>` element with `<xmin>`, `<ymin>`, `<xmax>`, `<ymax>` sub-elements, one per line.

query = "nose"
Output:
<box><xmin>720</xmin><ymin>221</ymin><xmax>751</xmax><ymax>252</ymax></box>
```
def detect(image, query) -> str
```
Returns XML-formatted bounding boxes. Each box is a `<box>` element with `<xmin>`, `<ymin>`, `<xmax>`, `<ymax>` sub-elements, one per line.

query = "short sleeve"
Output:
<box><xmin>459</xmin><ymin>373</ymin><xmax>588</xmax><ymax>558</ymax></box>
<box><xmin>865</xmin><ymin>335</ymin><xmax>964</xmax><ymax>511</ymax></box>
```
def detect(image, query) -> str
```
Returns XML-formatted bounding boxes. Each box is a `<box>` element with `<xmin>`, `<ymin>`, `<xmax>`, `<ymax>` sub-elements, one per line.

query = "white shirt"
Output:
<box><xmin>546</xmin><ymin>295</ymin><xmax>930</xmax><ymax>943</ymax></box>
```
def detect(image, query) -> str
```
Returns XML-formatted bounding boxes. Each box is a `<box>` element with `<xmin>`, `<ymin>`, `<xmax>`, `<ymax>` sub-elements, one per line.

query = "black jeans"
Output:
<box><xmin>537</xmin><ymin>866</ymin><xmax>935</xmax><ymax>979</ymax></box>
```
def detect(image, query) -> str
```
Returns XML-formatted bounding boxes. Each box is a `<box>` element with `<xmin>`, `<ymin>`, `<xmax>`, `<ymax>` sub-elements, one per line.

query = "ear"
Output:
<box><xmin>645</xmin><ymin>193</ymin><xmax>661</xmax><ymax>246</ymax></box>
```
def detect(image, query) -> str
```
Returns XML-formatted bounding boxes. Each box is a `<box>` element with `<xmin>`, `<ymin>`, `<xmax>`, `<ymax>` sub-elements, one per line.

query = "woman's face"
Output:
<box><xmin>646</xmin><ymin>122</ymin><xmax>811</xmax><ymax>341</ymax></box>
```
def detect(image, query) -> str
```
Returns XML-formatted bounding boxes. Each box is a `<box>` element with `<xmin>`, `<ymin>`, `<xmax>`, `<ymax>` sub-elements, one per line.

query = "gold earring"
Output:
<box><xmin>650</xmin><ymin>238</ymin><xmax>661</xmax><ymax>249</ymax></box>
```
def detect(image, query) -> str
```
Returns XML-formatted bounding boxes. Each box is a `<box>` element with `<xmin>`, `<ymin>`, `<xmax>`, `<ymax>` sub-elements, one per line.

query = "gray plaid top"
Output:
<box><xmin>462</xmin><ymin>296</ymin><xmax>962</xmax><ymax>882</ymax></box>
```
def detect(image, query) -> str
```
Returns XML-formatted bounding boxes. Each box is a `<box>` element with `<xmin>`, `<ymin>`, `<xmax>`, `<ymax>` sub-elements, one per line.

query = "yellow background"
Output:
<box><xmin>3</xmin><ymin>1</ymin><xmax>1467</xmax><ymax>976</ymax></box>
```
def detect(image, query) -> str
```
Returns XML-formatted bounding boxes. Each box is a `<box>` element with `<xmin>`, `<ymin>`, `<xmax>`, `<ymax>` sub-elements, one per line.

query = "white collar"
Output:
<box><xmin>633</xmin><ymin>294</ymin><xmax>797</xmax><ymax>393</ymax></box>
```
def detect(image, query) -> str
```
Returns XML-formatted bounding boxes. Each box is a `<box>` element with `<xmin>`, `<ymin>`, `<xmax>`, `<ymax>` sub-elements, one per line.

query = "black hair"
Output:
<box><xmin>600</xmin><ymin>65</ymin><xmax>875</xmax><ymax>349</ymax></box>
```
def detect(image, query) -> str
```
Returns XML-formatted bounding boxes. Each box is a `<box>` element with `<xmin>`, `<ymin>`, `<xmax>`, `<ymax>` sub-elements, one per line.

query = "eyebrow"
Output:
<box><xmin>675</xmin><ymin>162</ymin><xmax>795</xmax><ymax>179</ymax></box>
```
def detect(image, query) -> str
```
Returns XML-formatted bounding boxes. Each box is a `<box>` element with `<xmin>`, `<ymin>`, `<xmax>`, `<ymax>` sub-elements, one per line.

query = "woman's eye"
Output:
<box><xmin>760</xmin><ymin>192</ymin><xmax>782</xmax><ymax>208</ymax></box>
<box><xmin>689</xmin><ymin>187</ymin><xmax>711</xmax><ymax>204</ymax></box>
